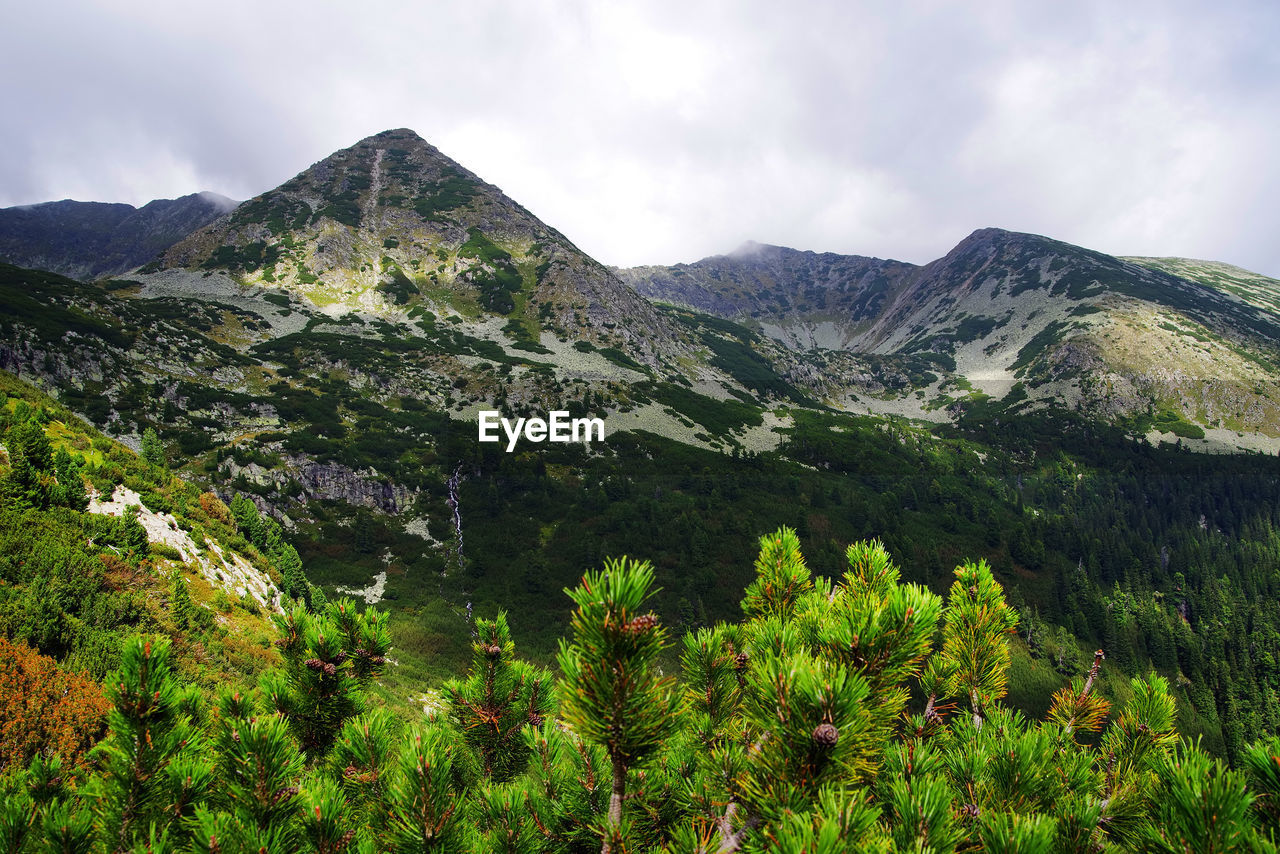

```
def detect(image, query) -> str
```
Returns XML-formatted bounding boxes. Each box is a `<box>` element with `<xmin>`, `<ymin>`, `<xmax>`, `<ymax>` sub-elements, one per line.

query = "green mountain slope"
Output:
<box><xmin>2</xmin><ymin>131</ymin><xmax>1279</xmax><ymax>757</ymax></box>
<box><xmin>0</xmin><ymin>369</ymin><xmax>281</xmax><ymax>692</ymax></box>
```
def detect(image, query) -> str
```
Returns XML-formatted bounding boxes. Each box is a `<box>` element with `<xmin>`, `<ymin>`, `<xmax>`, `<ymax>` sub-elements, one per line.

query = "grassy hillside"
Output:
<box><xmin>0</xmin><ymin>371</ymin><xmax>281</xmax><ymax>698</ymax></box>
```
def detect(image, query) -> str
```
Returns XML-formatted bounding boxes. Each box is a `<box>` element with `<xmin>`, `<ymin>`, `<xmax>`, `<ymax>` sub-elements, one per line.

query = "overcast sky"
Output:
<box><xmin>2</xmin><ymin>0</ymin><xmax>1277</xmax><ymax>276</ymax></box>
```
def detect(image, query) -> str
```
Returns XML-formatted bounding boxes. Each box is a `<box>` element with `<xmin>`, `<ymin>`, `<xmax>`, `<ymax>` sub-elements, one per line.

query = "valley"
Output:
<box><xmin>2</xmin><ymin>128</ymin><xmax>1279</xmax><ymax>765</ymax></box>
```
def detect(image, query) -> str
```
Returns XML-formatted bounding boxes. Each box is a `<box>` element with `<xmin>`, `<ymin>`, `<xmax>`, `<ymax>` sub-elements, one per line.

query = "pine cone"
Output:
<box><xmin>624</xmin><ymin>614</ymin><xmax>659</xmax><ymax>635</ymax></box>
<box><xmin>812</xmin><ymin>723</ymin><xmax>839</xmax><ymax>748</ymax></box>
<box><xmin>272</xmin><ymin>785</ymin><xmax>299</xmax><ymax>805</ymax></box>
<box><xmin>484</xmin><ymin>643</ymin><xmax>502</xmax><ymax>658</ymax></box>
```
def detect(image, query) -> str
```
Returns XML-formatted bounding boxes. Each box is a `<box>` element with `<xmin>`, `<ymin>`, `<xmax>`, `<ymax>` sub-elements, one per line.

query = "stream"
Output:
<box><xmin>444</xmin><ymin>463</ymin><xmax>474</xmax><ymax>634</ymax></box>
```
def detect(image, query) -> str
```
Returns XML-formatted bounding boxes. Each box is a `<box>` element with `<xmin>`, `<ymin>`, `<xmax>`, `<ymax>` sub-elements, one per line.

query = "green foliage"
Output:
<box><xmin>596</xmin><ymin>345</ymin><xmax>646</xmax><ymax>373</ymax></box>
<box><xmin>0</xmin><ymin>263</ymin><xmax>134</xmax><ymax>349</ymax></box>
<box><xmin>265</xmin><ymin>599</ymin><xmax>390</xmax><ymax>757</ymax></box>
<box><xmin>937</xmin><ymin>558</ymin><xmax>1020</xmax><ymax>726</ymax></box>
<box><xmin>647</xmin><ymin>381</ymin><xmax>764</xmax><ymax>435</ymax></box>
<box><xmin>7</xmin><ymin>528</ymin><xmax>1280</xmax><ymax>851</ymax></box>
<box><xmin>1011</xmin><ymin>320</ymin><xmax>1068</xmax><ymax>373</ymax></box>
<box><xmin>1243</xmin><ymin>735</ymin><xmax>1280</xmax><ymax>832</ymax></box>
<box><xmin>665</xmin><ymin>308</ymin><xmax>812</xmax><ymax>402</ymax></box>
<box><xmin>441</xmin><ymin>612</ymin><xmax>554</xmax><ymax>782</ymax></box>
<box><xmin>140</xmin><ymin>426</ymin><xmax>166</xmax><ymax>468</ymax></box>
<box><xmin>213</xmin><ymin>708</ymin><xmax>304</xmax><ymax>838</ymax></box>
<box><xmin>1138</xmin><ymin>747</ymin><xmax>1261</xmax><ymax>852</ymax></box>
<box><xmin>458</xmin><ymin>228</ymin><xmax>523</xmax><ymax>314</ymax></box>
<box><xmin>89</xmin><ymin>636</ymin><xmax>212</xmax><ymax>849</ymax></box>
<box><xmin>118</xmin><ymin>505</ymin><xmax>150</xmax><ymax>561</ymax></box>
<box><xmin>384</xmin><ymin>726</ymin><xmax>471</xmax><ymax>851</ymax></box>
<box><xmin>741</xmin><ymin>526</ymin><xmax>811</xmax><ymax>620</ymax></box>
<box><xmin>557</xmin><ymin>556</ymin><xmax>681</xmax><ymax>837</ymax></box>
<box><xmin>412</xmin><ymin>168</ymin><xmax>480</xmax><ymax>221</ymax></box>
<box><xmin>171</xmin><ymin>572</ymin><xmax>196</xmax><ymax>632</ymax></box>
<box><xmin>377</xmin><ymin>262</ymin><xmax>418</xmax><ymax>305</ymax></box>
<box><xmin>203</xmin><ymin>240</ymin><xmax>285</xmax><ymax>273</ymax></box>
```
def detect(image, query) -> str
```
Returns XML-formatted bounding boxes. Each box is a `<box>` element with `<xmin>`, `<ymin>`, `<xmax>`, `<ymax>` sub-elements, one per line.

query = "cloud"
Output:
<box><xmin>1</xmin><ymin>0</ymin><xmax>1276</xmax><ymax>276</ymax></box>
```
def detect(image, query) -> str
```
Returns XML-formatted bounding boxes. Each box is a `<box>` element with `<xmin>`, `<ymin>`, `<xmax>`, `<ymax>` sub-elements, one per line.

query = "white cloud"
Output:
<box><xmin>1</xmin><ymin>0</ymin><xmax>1276</xmax><ymax>275</ymax></box>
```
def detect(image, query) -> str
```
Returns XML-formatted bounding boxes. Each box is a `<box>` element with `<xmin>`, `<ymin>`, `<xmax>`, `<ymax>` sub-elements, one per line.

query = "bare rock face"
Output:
<box><xmin>296</xmin><ymin>460</ymin><xmax>416</xmax><ymax>514</ymax></box>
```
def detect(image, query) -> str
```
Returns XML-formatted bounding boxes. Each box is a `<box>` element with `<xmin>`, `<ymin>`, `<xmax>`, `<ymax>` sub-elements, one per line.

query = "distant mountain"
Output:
<box><xmin>617</xmin><ymin>241</ymin><xmax>918</xmax><ymax>351</ymax></box>
<box><xmin>623</xmin><ymin>229</ymin><xmax>1280</xmax><ymax>445</ymax></box>
<box><xmin>146</xmin><ymin>128</ymin><xmax>683</xmax><ymax>367</ymax></box>
<box><xmin>0</xmin><ymin>192</ymin><xmax>238</xmax><ymax>280</ymax></box>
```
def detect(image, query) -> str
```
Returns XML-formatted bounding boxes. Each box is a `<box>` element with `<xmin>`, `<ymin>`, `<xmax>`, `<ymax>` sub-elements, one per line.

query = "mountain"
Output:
<box><xmin>0</xmin><ymin>192</ymin><xmax>237</xmax><ymax>280</ymax></box>
<box><xmin>623</xmin><ymin>229</ymin><xmax>1280</xmax><ymax>448</ymax></box>
<box><xmin>142</xmin><ymin>128</ymin><xmax>684</xmax><ymax>367</ymax></box>
<box><xmin>4</xmin><ymin>129</ymin><xmax>1280</xmax><ymax>756</ymax></box>
<box><xmin>618</xmin><ymin>241</ymin><xmax>918</xmax><ymax>350</ymax></box>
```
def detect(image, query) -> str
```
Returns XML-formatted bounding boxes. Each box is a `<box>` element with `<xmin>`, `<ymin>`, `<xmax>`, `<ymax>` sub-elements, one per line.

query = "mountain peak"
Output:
<box><xmin>365</xmin><ymin>127</ymin><xmax>428</xmax><ymax>144</ymax></box>
<box><xmin>726</xmin><ymin>240</ymin><xmax>774</xmax><ymax>259</ymax></box>
<box><xmin>144</xmin><ymin>130</ymin><xmax>684</xmax><ymax>366</ymax></box>
<box><xmin>193</xmin><ymin>191</ymin><xmax>239</xmax><ymax>213</ymax></box>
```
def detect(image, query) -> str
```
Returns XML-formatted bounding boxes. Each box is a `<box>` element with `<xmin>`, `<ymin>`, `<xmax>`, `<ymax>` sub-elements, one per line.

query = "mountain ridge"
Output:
<box><xmin>6</xmin><ymin>128</ymin><xmax>1280</xmax><ymax>448</ymax></box>
<box><xmin>621</xmin><ymin>227</ymin><xmax>1280</xmax><ymax>446</ymax></box>
<box><xmin>0</xmin><ymin>192</ymin><xmax>237</xmax><ymax>281</ymax></box>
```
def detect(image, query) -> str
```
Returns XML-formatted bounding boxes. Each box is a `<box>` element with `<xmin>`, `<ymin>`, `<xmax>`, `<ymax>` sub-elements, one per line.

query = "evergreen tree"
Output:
<box><xmin>140</xmin><ymin>426</ymin><xmax>166</xmax><ymax>469</ymax></box>
<box><xmin>937</xmin><ymin>558</ymin><xmax>1020</xmax><ymax>728</ymax></box>
<box><xmin>88</xmin><ymin>636</ymin><xmax>212</xmax><ymax>850</ymax></box>
<box><xmin>229</xmin><ymin>492</ymin><xmax>263</xmax><ymax>546</ymax></box>
<box><xmin>441</xmin><ymin>611</ymin><xmax>554</xmax><ymax>783</ymax></box>
<box><xmin>557</xmin><ymin>557</ymin><xmax>680</xmax><ymax>851</ymax></box>
<box><xmin>277</xmin><ymin>542</ymin><xmax>309</xmax><ymax>604</ymax></box>
<box><xmin>263</xmin><ymin>599</ymin><xmax>391</xmax><ymax>758</ymax></box>
<box><xmin>327</xmin><ymin>706</ymin><xmax>399</xmax><ymax>838</ymax></box>
<box><xmin>0</xmin><ymin>444</ymin><xmax>44</xmax><ymax>510</ymax></box>
<box><xmin>56</xmin><ymin>457</ymin><xmax>88</xmax><ymax>512</ymax></box>
<box><xmin>383</xmin><ymin>726</ymin><xmax>472</xmax><ymax>852</ymax></box>
<box><xmin>5</xmin><ymin>526</ymin><xmax>1280</xmax><ymax>852</ymax></box>
<box><xmin>117</xmin><ymin>505</ymin><xmax>150</xmax><ymax>562</ymax></box>
<box><xmin>211</xmin><ymin>697</ymin><xmax>304</xmax><ymax>841</ymax></box>
<box><xmin>8</xmin><ymin>418</ymin><xmax>52</xmax><ymax>471</ymax></box>
<box><xmin>171</xmin><ymin>571</ymin><xmax>195</xmax><ymax>632</ymax></box>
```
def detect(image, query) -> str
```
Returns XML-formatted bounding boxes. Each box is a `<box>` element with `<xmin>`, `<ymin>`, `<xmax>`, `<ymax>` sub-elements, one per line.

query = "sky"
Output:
<box><xmin>1</xmin><ymin>0</ymin><xmax>1277</xmax><ymax>276</ymax></box>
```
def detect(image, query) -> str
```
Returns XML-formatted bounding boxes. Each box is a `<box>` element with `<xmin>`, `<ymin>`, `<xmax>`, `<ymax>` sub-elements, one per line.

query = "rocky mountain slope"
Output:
<box><xmin>618</xmin><ymin>241</ymin><xmax>918</xmax><ymax>351</ymax></box>
<box><xmin>144</xmin><ymin>129</ymin><xmax>685</xmax><ymax>368</ymax></box>
<box><xmin>0</xmin><ymin>131</ymin><xmax>800</xmax><ymax>565</ymax></box>
<box><xmin>0</xmin><ymin>192</ymin><xmax>237</xmax><ymax>280</ymax></box>
<box><xmin>623</xmin><ymin>229</ymin><xmax>1280</xmax><ymax>448</ymax></box>
<box><xmin>12</xmin><ymin>129</ymin><xmax>1279</xmax><ymax>451</ymax></box>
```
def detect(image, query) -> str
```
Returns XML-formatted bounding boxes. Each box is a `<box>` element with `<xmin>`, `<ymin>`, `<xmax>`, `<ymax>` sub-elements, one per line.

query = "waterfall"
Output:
<box><xmin>445</xmin><ymin>463</ymin><xmax>467</xmax><ymax>574</ymax></box>
<box><xmin>443</xmin><ymin>463</ymin><xmax>475</xmax><ymax>635</ymax></box>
